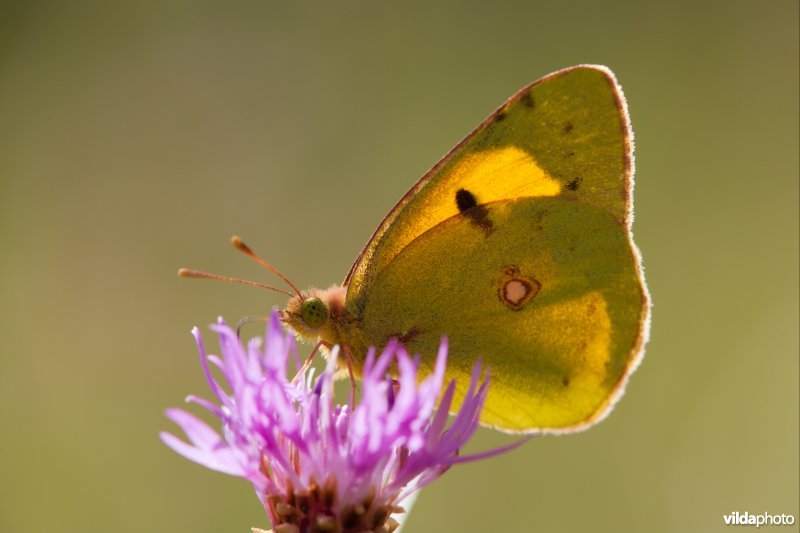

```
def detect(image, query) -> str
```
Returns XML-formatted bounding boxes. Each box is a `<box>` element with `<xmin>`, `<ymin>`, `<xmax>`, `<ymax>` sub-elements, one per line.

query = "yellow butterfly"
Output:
<box><xmin>188</xmin><ymin>65</ymin><xmax>650</xmax><ymax>434</ymax></box>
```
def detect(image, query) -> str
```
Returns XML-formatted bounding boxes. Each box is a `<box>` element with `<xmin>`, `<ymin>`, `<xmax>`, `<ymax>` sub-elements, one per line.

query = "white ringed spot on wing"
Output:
<box><xmin>497</xmin><ymin>265</ymin><xmax>540</xmax><ymax>311</ymax></box>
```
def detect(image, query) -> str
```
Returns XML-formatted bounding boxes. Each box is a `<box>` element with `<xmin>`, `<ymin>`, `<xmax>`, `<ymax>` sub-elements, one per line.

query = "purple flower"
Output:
<box><xmin>161</xmin><ymin>310</ymin><xmax>521</xmax><ymax>532</ymax></box>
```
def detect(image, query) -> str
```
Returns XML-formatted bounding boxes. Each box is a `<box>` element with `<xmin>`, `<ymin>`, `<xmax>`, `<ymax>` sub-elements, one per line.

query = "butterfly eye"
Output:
<box><xmin>300</xmin><ymin>297</ymin><xmax>328</xmax><ymax>329</ymax></box>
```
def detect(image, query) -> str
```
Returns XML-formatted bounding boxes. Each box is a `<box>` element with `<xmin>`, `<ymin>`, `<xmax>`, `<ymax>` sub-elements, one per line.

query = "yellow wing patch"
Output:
<box><xmin>357</xmin><ymin>146</ymin><xmax>560</xmax><ymax>284</ymax></box>
<box><xmin>447</xmin><ymin>146</ymin><xmax>562</xmax><ymax>201</ymax></box>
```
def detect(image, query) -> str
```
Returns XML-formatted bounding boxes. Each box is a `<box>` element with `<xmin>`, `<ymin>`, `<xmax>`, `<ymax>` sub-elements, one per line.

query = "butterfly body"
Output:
<box><xmin>281</xmin><ymin>65</ymin><xmax>649</xmax><ymax>435</ymax></box>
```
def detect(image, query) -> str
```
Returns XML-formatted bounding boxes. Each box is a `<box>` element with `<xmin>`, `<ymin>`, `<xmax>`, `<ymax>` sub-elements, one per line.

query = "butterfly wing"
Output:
<box><xmin>344</xmin><ymin>65</ymin><xmax>648</xmax><ymax>433</ymax></box>
<box><xmin>355</xmin><ymin>196</ymin><xmax>646</xmax><ymax>432</ymax></box>
<box><xmin>346</xmin><ymin>65</ymin><xmax>633</xmax><ymax>301</ymax></box>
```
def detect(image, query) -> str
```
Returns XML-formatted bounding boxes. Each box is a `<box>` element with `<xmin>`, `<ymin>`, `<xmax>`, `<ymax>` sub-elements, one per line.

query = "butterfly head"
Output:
<box><xmin>281</xmin><ymin>284</ymin><xmax>346</xmax><ymax>345</ymax></box>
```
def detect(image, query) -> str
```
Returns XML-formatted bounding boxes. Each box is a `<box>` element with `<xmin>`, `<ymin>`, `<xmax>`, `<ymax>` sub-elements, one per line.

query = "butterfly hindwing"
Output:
<box><xmin>353</xmin><ymin>196</ymin><xmax>644</xmax><ymax>432</ymax></box>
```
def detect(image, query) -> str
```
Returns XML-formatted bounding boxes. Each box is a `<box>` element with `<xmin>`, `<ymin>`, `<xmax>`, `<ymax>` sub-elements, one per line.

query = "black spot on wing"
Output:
<box><xmin>455</xmin><ymin>188</ymin><xmax>493</xmax><ymax>236</ymax></box>
<box><xmin>521</xmin><ymin>91</ymin><xmax>534</xmax><ymax>108</ymax></box>
<box><xmin>387</xmin><ymin>326</ymin><xmax>422</xmax><ymax>347</ymax></box>
<box><xmin>398</xmin><ymin>326</ymin><xmax>421</xmax><ymax>345</ymax></box>
<box><xmin>456</xmin><ymin>188</ymin><xmax>478</xmax><ymax>211</ymax></box>
<box><xmin>562</xmin><ymin>122</ymin><xmax>574</xmax><ymax>134</ymax></box>
<box><xmin>567</xmin><ymin>177</ymin><xmax>583</xmax><ymax>191</ymax></box>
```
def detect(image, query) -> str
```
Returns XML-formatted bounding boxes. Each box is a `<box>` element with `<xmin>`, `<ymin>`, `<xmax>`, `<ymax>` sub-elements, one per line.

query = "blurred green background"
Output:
<box><xmin>0</xmin><ymin>1</ymin><xmax>797</xmax><ymax>532</ymax></box>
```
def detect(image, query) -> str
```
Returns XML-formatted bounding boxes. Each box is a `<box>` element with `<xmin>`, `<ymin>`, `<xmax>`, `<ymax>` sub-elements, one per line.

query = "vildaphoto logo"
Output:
<box><xmin>723</xmin><ymin>511</ymin><xmax>796</xmax><ymax>528</ymax></box>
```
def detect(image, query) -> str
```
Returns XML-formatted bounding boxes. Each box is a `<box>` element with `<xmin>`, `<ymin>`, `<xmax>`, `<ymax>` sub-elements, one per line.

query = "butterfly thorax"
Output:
<box><xmin>281</xmin><ymin>284</ymin><xmax>369</xmax><ymax>365</ymax></box>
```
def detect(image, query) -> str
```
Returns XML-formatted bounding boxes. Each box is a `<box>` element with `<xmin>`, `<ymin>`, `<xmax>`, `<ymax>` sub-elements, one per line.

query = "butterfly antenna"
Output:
<box><xmin>230</xmin><ymin>236</ymin><xmax>303</xmax><ymax>298</ymax></box>
<box><xmin>178</xmin><ymin>268</ymin><xmax>295</xmax><ymax>298</ymax></box>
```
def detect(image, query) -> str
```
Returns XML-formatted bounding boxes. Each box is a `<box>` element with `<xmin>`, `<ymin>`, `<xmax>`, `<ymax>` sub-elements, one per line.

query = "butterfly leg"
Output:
<box><xmin>291</xmin><ymin>340</ymin><xmax>324</xmax><ymax>384</ymax></box>
<box><xmin>343</xmin><ymin>345</ymin><xmax>358</xmax><ymax>407</ymax></box>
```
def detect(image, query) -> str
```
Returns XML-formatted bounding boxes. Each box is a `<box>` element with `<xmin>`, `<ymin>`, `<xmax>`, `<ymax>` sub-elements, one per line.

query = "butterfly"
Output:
<box><xmin>186</xmin><ymin>65</ymin><xmax>650</xmax><ymax>434</ymax></box>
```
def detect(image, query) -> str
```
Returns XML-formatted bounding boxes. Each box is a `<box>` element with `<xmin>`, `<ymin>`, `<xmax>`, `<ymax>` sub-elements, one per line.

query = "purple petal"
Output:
<box><xmin>193</xmin><ymin>328</ymin><xmax>228</xmax><ymax>405</ymax></box>
<box><xmin>160</xmin><ymin>431</ymin><xmax>244</xmax><ymax>476</ymax></box>
<box><xmin>164</xmin><ymin>408</ymin><xmax>223</xmax><ymax>449</ymax></box>
<box><xmin>444</xmin><ymin>436</ymin><xmax>533</xmax><ymax>466</ymax></box>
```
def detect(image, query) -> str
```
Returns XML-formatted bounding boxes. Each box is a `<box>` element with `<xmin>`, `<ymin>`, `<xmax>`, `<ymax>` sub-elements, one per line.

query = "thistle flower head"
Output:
<box><xmin>161</xmin><ymin>310</ymin><xmax>520</xmax><ymax>532</ymax></box>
